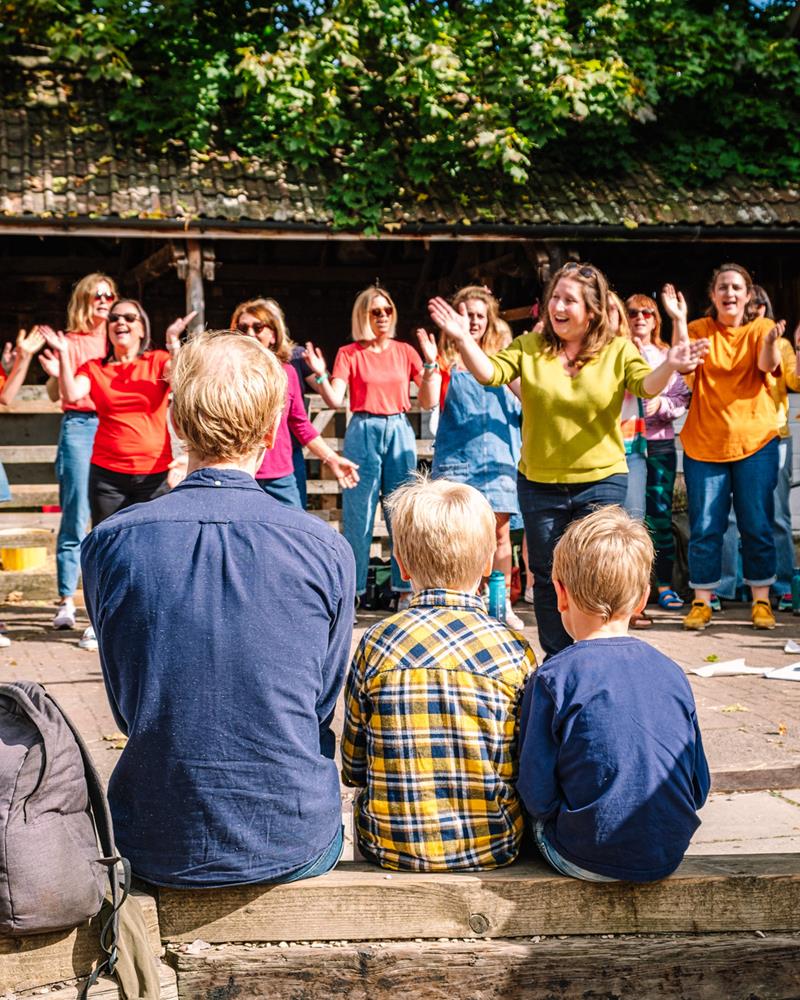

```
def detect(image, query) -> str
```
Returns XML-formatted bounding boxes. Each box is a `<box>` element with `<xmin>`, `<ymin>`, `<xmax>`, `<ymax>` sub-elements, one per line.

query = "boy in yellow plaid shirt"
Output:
<box><xmin>341</xmin><ymin>474</ymin><xmax>537</xmax><ymax>871</ymax></box>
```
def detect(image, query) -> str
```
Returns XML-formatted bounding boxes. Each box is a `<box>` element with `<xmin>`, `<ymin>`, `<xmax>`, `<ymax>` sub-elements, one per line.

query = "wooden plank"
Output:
<box><xmin>0</xmin><ymin>890</ymin><xmax>159</xmax><ymax>994</ymax></box>
<box><xmin>156</xmin><ymin>855</ymin><xmax>800</xmax><ymax>944</ymax></box>
<box><xmin>0</xmin><ymin>398</ymin><xmax>61</xmax><ymax>415</ymax></box>
<box><xmin>167</xmin><ymin>935</ymin><xmax>800</xmax><ymax>1000</ymax></box>
<box><xmin>712</xmin><ymin>764</ymin><xmax>800</xmax><ymax>793</ymax></box>
<box><xmin>3</xmin><ymin>483</ymin><xmax>60</xmax><ymax>507</ymax></box>
<box><xmin>36</xmin><ymin>962</ymin><xmax>178</xmax><ymax>1000</ymax></box>
<box><xmin>185</xmin><ymin>239</ymin><xmax>205</xmax><ymax>335</ymax></box>
<box><xmin>0</xmin><ymin>444</ymin><xmax>57</xmax><ymax>463</ymax></box>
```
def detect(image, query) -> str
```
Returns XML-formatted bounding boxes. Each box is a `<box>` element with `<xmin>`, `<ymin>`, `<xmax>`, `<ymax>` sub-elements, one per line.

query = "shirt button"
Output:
<box><xmin>214</xmin><ymin>480</ymin><xmax>222</xmax><ymax>486</ymax></box>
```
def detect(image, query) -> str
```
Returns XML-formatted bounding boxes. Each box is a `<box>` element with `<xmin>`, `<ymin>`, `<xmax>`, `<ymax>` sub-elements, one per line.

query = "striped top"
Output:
<box><xmin>341</xmin><ymin>589</ymin><xmax>536</xmax><ymax>871</ymax></box>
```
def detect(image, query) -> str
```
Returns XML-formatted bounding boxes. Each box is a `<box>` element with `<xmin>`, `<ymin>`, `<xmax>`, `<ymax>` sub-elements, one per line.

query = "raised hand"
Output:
<box><xmin>427</xmin><ymin>297</ymin><xmax>470</xmax><ymax>343</ymax></box>
<box><xmin>416</xmin><ymin>328</ymin><xmax>438</xmax><ymax>365</ymax></box>
<box><xmin>39</xmin><ymin>325</ymin><xmax>70</xmax><ymax>355</ymax></box>
<box><xmin>16</xmin><ymin>327</ymin><xmax>45</xmax><ymax>358</ymax></box>
<box><xmin>661</xmin><ymin>284</ymin><xmax>688</xmax><ymax>323</ymax></box>
<box><xmin>165</xmin><ymin>311</ymin><xmax>198</xmax><ymax>351</ymax></box>
<box><xmin>39</xmin><ymin>349</ymin><xmax>61</xmax><ymax>379</ymax></box>
<box><xmin>667</xmin><ymin>337</ymin><xmax>709</xmax><ymax>372</ymax></box>
<box><xmin>303</xmin><ymin>341</ymin><xmax>329</xmax><ymax>377</ymax></box>
<box><xmin>328</xmin><ymin>455</ymin><xmax>360</xmax><ymax>490</ymax></box>
<box><xmin>765</xmin><ymin>319</ymin><xmax>786</xmax><ymax>345</ymax></box>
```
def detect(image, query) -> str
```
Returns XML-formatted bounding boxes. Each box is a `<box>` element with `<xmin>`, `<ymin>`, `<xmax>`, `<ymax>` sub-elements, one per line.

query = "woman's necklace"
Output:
<box><xmin>560</xmin><ymin>344</ymin><xmax>584</xmax><ymax>371</ymax></box>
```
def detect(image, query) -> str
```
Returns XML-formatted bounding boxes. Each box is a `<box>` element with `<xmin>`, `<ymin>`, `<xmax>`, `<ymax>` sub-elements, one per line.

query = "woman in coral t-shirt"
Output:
<box><xmin>662</xmin><ymin>263</ymin><xmax>783</xmax><ymax>632</ymax></box>
<box><xmin>229</xmin><ymin>297</ymin><xmax>358</xmax><ymax>508</ymax></box>
<box><xmin>43</xmin><ymin>299</ymin><xmax>180</xmax><ymax>526</ymax></box>
<box><xmin>305</xmin><ymin>286</ymin><xmax>440</xmax><ymax>609</ymax></box>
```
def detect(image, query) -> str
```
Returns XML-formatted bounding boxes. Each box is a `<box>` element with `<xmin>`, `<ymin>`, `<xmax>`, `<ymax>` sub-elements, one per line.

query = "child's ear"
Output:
<box><xmin>482</xmin><ymin>555</ymin><xmax>494</xmax><ymax>578</ymax></box>
<box><xmin>553</xmin><ymin>578</ymin><xmax>569</xmax><ymax>613</ymax></box>
<box><xmin>395</xmin><ymin>554</ymin><xmax>412</xmax><ymax>583</ymax></box>
<box><xmin>632</xmin><ymin>590</ymin><xmax>649</xmax><ymax>616</ymax></box>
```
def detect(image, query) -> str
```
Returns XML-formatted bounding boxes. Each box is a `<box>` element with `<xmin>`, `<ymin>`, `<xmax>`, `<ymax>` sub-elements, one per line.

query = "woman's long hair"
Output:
<box><xmin>351</xmin><ymin>286</ymin><xmax>397</xmax><ymax>342</ymax></box>
<box><xmin>625</xmin><ymin>293</ymin><xmax>665</xmax><ymax>349</ymax></box>
<box><xmin>539</xmin><ymin>262</ymin><xmax>614</xmax><ymax>368</ymax></box>
<box><xmin>438</xmin><ymin>286</ymin><xmax>510</xmax><ymax>368</ymax></box>
<box><xmin>230</xmin><ymin>298</ymin><xmax>294</xmax><ymax>362</ymax></box>
<box><xmin>67</xmin><ymin>273</ymin><xmax>118</xmax><ymax>334</ymax></box>
<box><xmin>705</xmin><ymin>262</ymin><xmax>758</xmax><ymax>324</ymax></box>
<box><xmin>102</xmin><ymin>299</ymin><xmax>152</xmax><ymax>364</ymax></box>
<box><xmin>752</xmin><ymin>284</ymin><xmax>775</xmax><ymax>320</ymax></box>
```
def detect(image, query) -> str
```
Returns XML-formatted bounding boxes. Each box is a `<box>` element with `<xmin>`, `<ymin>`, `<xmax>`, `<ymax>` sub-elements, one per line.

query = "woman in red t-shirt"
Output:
<box><xmin>305</xmin><ymin>285</ymin><xmax>440</xmax><ymax>609</ymax></box>
<box><xmin>43</xmin><ymin>299</ymin><xmax>180</xmax><ymax>525</ymax></box>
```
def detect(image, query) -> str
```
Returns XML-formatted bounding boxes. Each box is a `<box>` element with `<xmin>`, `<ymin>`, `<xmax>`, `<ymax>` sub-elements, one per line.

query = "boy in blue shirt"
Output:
<box><xmin>518</xmin><ymin>505</ymin><xmax>709</xmax><ymax>882</ymax></box>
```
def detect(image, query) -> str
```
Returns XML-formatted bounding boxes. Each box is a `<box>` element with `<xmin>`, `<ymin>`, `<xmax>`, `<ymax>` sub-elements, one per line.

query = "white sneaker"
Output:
<box><xmin>524</xmin><ymin>586</ymin><xmax>534</xmax><ymax>605</ymax></box>
<box><xmin>78</xmin><ymin>625</ymin><xmax>98</xmax><ymax>651</ymax></box>
<box><xmin>53</xmin><ymin>601</ymin><xmax>77</xmax><ymax>630</ymax></box>
<box><xmin>505</xmin><ymin>601</ymin><xmax>525</xmax><ymax>630</ymax></box>
<box><xmin>0</xmin><ymin>634</ymin><xmax>10</xmax><ymax>647</ymax></box>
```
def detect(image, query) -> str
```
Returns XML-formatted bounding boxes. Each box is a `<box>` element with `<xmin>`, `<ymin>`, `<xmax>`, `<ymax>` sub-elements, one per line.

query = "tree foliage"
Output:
<box><xmin>1</xmin><ymin>0</ymin><xmax>798</xmax><ymax>227</ymax></box>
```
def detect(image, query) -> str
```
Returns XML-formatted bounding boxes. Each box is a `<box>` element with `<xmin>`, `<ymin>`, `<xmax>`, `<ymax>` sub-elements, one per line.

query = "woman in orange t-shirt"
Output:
<box><xmin>43</xmin><ymin>299</ymin><xmax>183</xmax><ymax>526</ymax></box>
<box><xmin>304</xmin><ymin>286</ymin><xmax>440</xmax><ymax>610</ymax></box>
<box><xmin>662</xmin><ymin>263</ymin><xmax>783</xmax><ymax>632</ymax></box>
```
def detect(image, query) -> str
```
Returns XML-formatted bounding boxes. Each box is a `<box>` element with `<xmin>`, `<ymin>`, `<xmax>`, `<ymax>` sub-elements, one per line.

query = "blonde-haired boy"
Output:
<box><xmin>517</xmin><ymin>505</ymin><xmax>710</xmax><ymax>883</ymax></box>
<box><xmin>341</xmin><ymin>475</ymin><xmax>536</xmax><ymax>871</ymax></box>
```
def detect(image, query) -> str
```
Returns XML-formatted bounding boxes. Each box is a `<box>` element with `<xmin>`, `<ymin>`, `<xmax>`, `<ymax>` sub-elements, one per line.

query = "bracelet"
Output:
<box><xmin>422</xmin><ymin>361</ymin><xmax>438</xmax><ymax>371</ymax></box>
<box><xmin>315</xmin><ymin>372</ymin><xmax>330</xmax><ymax>384</ymax></box>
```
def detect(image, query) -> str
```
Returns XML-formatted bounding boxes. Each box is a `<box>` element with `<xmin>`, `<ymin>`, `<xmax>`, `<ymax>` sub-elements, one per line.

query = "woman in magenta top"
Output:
<box><xmin>305</xmin><ymin>285</ymin><xmax>440</xmax><ymax>606</ymax></box>
<box><xmin>230</xmin><ymin>298</ymin><xmax>358</xmax><ymax>507</ymax></box>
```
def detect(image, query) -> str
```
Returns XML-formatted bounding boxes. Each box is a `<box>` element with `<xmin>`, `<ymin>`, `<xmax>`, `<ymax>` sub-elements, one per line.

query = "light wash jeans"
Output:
<box><xmin>533</xmin><ymin>820</ymin><xmax>617</xmax><ymax>882</ymax></box>
<box><xmin>342</xmin><ymin>413</ymin><xmax>416</xmax><ymax>595</ymax></box>
<box><xmin>55</xmin><ymin>411</ymin><xmax>98</xmax><ymax>598</ymax></box>
<box><xmin>623</xmin><ymin>451</ymin><xmax>647</xmax><ymax>522</ymax></box>
<box><xmin>257</xmin><ymin>472</ymin><xmax>303</xmax><ymax>509</ymax></box>
<box><xmin>269</xmin><ymin>825</ymin><xmax>343</xmax><ymax>884</ymax></box>
<box><xmin>719</xmin><ymin>436</ymin><xmax>793</xmax><ymax>599</ymax></box>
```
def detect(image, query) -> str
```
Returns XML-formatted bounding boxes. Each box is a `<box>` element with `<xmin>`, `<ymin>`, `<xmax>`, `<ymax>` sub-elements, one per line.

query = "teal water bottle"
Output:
<box><xmin>488</xmin><ymin>570</ymin><xmax>506</xmax><ymax>621</ymax></box>
<box><xmin>792</xmin><ymin>567</ymin><xmax>800</xmax><ymax>615</ymax></box>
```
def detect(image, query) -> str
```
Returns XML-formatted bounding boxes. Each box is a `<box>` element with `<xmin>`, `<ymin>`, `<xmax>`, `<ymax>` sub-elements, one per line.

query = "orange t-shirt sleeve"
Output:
<box><xmin>331</xmin><ymin>347</ymin><xmax>352</xmax><ymax>385</ymax></box>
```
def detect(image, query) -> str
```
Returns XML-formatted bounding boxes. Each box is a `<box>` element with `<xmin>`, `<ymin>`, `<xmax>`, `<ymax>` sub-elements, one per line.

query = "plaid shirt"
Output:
<box><xmin>341</xmin><ymin>589</ymin><xmax>536</xmax><ymax>871</ymax></box>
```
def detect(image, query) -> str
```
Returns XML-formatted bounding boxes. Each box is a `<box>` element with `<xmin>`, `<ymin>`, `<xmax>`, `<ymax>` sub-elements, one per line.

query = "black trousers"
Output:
<box><xmin>89</xmin><ymin>464</ymin><xmax>170</xmax><ymax>526</ymax></box>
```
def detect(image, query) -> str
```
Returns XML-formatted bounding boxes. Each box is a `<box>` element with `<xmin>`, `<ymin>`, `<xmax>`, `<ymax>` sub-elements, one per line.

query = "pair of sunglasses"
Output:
<box><xmin>236</xmin><ymin>321</ymin><xmax>273</xmax><ymax>335</ymax></box>
<box><xmin>370</xmin><ymin>306</ymin><xmax>394</xmax><ymax>318</ymax></box>
<box><xmin>108</xmin><ymin>312</ymin><xmax>141</xmax><ymax>324</ymax></box>
<box><xmin>628</xmin><ymin>308</ymin><xmax>655</xmax><ymax>319</ymax></box>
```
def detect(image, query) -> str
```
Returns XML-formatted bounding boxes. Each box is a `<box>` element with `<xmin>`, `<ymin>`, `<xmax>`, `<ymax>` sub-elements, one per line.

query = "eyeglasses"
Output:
<box><xmin>108</xmin><ymin>312</ymin><xmax>141</xmax><ymax>324</ymax></box>
<box><xmin>627</xmin><ymin>308</ymin><xmax>655</xmax><ymax>319</ymax></box>
<box><xmin>236</xmin><ymin>321</ymin><xmax>272</xmax><ymax>335</ymax></box>
<box><xmin>370</xmin><ymin>306</ymin><xmax>394</xmax><ymax>318</ymax></box>
<box><xmin>562</xmin><ymin>262</ymin><xmax>597</xmax><ymax>279</ymax></box>
<box><xmin>94</xmin><ymin>292</ymin><xmax>114</xmax><ymax>302</ymax></box>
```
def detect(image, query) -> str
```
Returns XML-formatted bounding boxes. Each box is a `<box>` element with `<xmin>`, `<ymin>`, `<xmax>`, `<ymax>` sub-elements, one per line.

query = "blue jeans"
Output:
<box><xmin>684</xmin><ymin>438</ymin><xmax>779</xmax><ymax>590</ymax></box>
<box><xmin>623</xmin><ymin>451</ymin><xmax>647</xmax><ymax>522</ymax></box>
<box><xmin>269</xmin><ymin>825</ymin><xmax>343</xmax><ymax>884</ymax></box>
<box><xmin>0</xmin><ymin>462</ymin><xmax>11</xmax><ymax>504</ymax></box>
<box><xmin>55</xmin><ymin>411</ymin><xmax>98</xmax><ymax>598</ymax></box>
<box><xmin>517</xmin><ymin>473</ymin><xmax>628</xmax><ymax>657</ymax></box>
<box><xmin>291</xmin><ymin>442</ymin><xmax>308</xmax><ymax>509</ymax></box>
<box><xmin>533</xmin><ymin>820</ymin><xmax>617</xmax><ymax>883</ymax></box>
<box><xmin>342</xmin><ymin>413</ymin><xmax>416</xmax><ymax>594</ymax></box>
<box><xmin>719</xmin><ymin>436</ymin><xmax>794</xmax><ymax>599</ymax></box>
<box><xmin>257</xmin><ymin>473</ymin><xmax>303</xmax><ymax>509</ymax></box>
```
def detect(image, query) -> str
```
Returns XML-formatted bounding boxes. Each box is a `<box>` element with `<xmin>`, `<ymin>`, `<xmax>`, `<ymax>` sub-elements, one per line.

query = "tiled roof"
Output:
<box><xmin>1</xmin><ymin>94</ymin><xmax>798</xmax><ymax>232</ymax></box>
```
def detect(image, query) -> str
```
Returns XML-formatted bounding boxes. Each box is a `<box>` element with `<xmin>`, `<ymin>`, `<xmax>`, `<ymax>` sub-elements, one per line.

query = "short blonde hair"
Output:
<box><xmin>171</xmin><ymin>332</ymin><xmax>287</xmax><ymax>463</ymax></box>
<box><xmin>552</xmin><ymin>506</ymin><xmax>654</xmax><ymax>620</ymax></box>
<box><xmin>385</xmin><ymin>474</ymin><xmax>496</xmax><ymax>590</ymax></box>
<box><xmin>229</xmin><ymin>298</ymin><xmax>295</xmax><ymax>363</ymax></box>
<box><xmin>67</xmin><ymin>272</ymin><xmax>118</xmax><ymax>333</ymax></box>
<box><xmin>351</xmin><ymin>286</ymin><xmax>397</xmax><ymax>342</ymax></box>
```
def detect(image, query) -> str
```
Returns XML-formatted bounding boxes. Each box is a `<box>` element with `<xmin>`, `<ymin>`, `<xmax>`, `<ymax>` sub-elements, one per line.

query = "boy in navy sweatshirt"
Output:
<box><xmin>517</xmin><ymin>505</ymin><xmax>709</xmax><ymax>882</ymax></box>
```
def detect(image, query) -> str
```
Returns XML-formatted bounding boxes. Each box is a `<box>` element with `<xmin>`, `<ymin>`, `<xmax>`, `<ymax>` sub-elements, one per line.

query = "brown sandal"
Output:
<box><xmin>629</xmin><ymin>611</ymin><xmax>654</xmax><ymax>629</ymax></box>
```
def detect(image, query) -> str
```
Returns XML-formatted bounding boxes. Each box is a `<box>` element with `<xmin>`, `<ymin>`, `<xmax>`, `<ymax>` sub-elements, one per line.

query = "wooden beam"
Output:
<box><xmin>124</xmin><ymin>243</ymin><xmax>176</xmax><ymax>290</ymax></box>
<box><xmin>500</xmin><ymin>305</ymin><xmax>534</xmax><ymax>323</ymax></box>
<box><xmin>184</xmin><ymin>239</ymin><xmax>205</xmax><ymax>334</ymax></box>
<box><xmin>166</xmin><ymin>935</ymin><xmax>800</xmax><ymax>1000</ymax></box>
<box><xmin>156</xmin><ymin>855</ymin><xmax>800</xmax><ymax>944</ymax></box>
<box><xmin>0</xmin><ymin>890</ymin><xmax>160</xmax><ymax>995</ymax></box>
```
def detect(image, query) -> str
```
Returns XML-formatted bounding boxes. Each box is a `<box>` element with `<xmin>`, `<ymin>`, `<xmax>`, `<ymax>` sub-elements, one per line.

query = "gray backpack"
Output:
<box><xmin>0</xmin><ymin>681</ymin><xmax>129</xmax><ymax>989</ymax></box>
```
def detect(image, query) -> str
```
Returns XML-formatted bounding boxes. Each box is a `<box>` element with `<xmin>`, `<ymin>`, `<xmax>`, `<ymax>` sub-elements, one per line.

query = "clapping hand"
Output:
<box><xmin>39</xmin><ymin>325</ymin><xmax>70</xmax><ymax>355</ymax></box>
<box><xmin>303</xmin><ymin>342</ymin><xmax>329</xmax><ymax>377</ymax></box>
<box><xmin>416</xmin><ymin>328</ymin><xmax>438</xmax><ymax>365</ymax></box>
<box><xmin>165</xmin><ymin>311</ymin><xmax>198</xmax><ymax>352</ymax></box>
<box><xmin>666</xmin><ymin>338</ymin><xmax>708</xmax><ymax>372</ymax></box>
<box><xmin>16</xmin><ymin>327</ymin><xmax>45</xmax><ymax>359</ymax></box>
<box><xmin>661</xmin><ymin>284</ymin><xmax>688</xmax><ymax>323</ymax></box>
<box><xmin>765</xmin><ymin>319</ymin><xmax>786</xmax><ymax>345</ymax></box>
<box><xmin>428</xmin><ymin>297</ymin><xmax>470</xmax><ymax>343</ymax></box>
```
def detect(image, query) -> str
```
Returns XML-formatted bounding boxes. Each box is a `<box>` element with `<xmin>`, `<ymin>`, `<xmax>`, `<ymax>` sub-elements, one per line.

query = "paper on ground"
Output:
<box><xmin>764</xmin><ymin>662</ymin><xmax>800</xmax><ymax>681</ymax></box>
<box><xmin>692</xmin><ymin>659</ymin><xmax>767</xmax><ymax>677</ymax></box>
<box><xmin>784</xmin><ymin>639</ymin><xmax>800</xmax><ymax>654</ymax></box>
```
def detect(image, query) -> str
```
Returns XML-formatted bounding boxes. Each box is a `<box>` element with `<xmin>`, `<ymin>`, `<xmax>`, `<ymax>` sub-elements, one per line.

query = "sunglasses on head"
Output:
<box><xmin>628</xmin><ymin>308</ymin><xmax>655</xmax><ymax>319</ymax></box>
<box><xmin>562</xmin><ymin>262</ymin><xmax>597</xmax><ymax>279</ymax></box>
<box><xmin>370</xmin><ymin>306</ymin><xmax>394</xmax><ymax>318</ymax></box>
<box><xmin>108</xmin><ymin>312</ymin><xmax>140</xmax><ymax>324</ymax></box>
<box><xmin>94</xmin><ymin>292</ymin><xmax>114</xmax><ymax>302</ymax></box>
<box><xmin>236</xmin><ymin>321</ymin><xmax>272</xmax><ymax>335</ymax></box>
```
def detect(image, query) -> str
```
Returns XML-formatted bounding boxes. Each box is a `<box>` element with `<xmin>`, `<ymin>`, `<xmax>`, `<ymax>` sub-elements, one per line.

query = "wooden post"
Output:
<box><xmin>185</xmin><ymin>239</ymin><xmax>204</xmax><ymax>334</ymax></box>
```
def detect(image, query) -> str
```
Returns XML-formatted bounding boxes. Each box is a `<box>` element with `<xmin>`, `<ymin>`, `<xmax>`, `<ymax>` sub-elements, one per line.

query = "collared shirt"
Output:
<box><xmin>341</xmin><ymin>589</ymin><xmax>536</xmax><ymax>871</ymax></box>
<box><xmin>81</xmin><ymin>467</ymin><xmax>355</xmax><ymax>887</ymax></box>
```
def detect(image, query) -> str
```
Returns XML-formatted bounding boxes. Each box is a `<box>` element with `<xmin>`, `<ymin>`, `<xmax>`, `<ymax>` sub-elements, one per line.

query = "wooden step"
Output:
<box><xmin>0</xmin><ymin>444</ymin><xmax>57</xmax><ymax>463</ymax></box>
<box><xmin>0</xmin><ymin>398</ymin><xmax>61</xmax><ymax>415</ymax></box>
<box><xmin>155</xmin><ymin>854</ymin><xmax>800</xmax><ymax>944</ymax></box>
<box><xmin>3</xmin><ymin>483</ymin><xmax>59</xmax><ymax>507</ymax></box>
<box><xmin>0</xmin><ymin>889</ymin><xmax>160</xmax><ymax>995</ymax></box>
<box><xmin>166</xmin><ymin>934</ymin><xmax>800</xmax><ymax>1000</ymax></box>
<box><xmin>0</xmin><ymin>512</ymin><xmax>60</xmax><ymax>550</ymax></box>
<box><xmin>0</xmin><ymin>553</ymin><xmax>58</xmax><ymax>598</ymax></box>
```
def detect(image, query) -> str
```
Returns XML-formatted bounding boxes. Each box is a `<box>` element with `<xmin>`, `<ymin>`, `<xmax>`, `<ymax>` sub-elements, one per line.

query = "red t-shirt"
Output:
<box><xmin>77</xmin><ymin>351</ymin><xmax>172</xmax><ymax>474</ymax></box>
<box><xmin>63</xmin><ymin>328</ymin><xmax>107</xmax><ymax>412</ymax></box>
<box><xmin>331</xmin><ymin>340</ymin><xmax>423</xmax><ymax>414</ymax></box>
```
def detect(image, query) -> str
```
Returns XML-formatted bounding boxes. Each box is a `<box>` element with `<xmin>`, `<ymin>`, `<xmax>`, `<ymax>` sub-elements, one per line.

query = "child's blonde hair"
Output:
<box><xmin>385</xmin><ymin>474</ymin><xmax>496</xmax><ymax>591</ymax></box>
<box><xmin>552</xmin><ymin>506</ymin><xmax>654</xmax><ymax>620</ymax></box>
